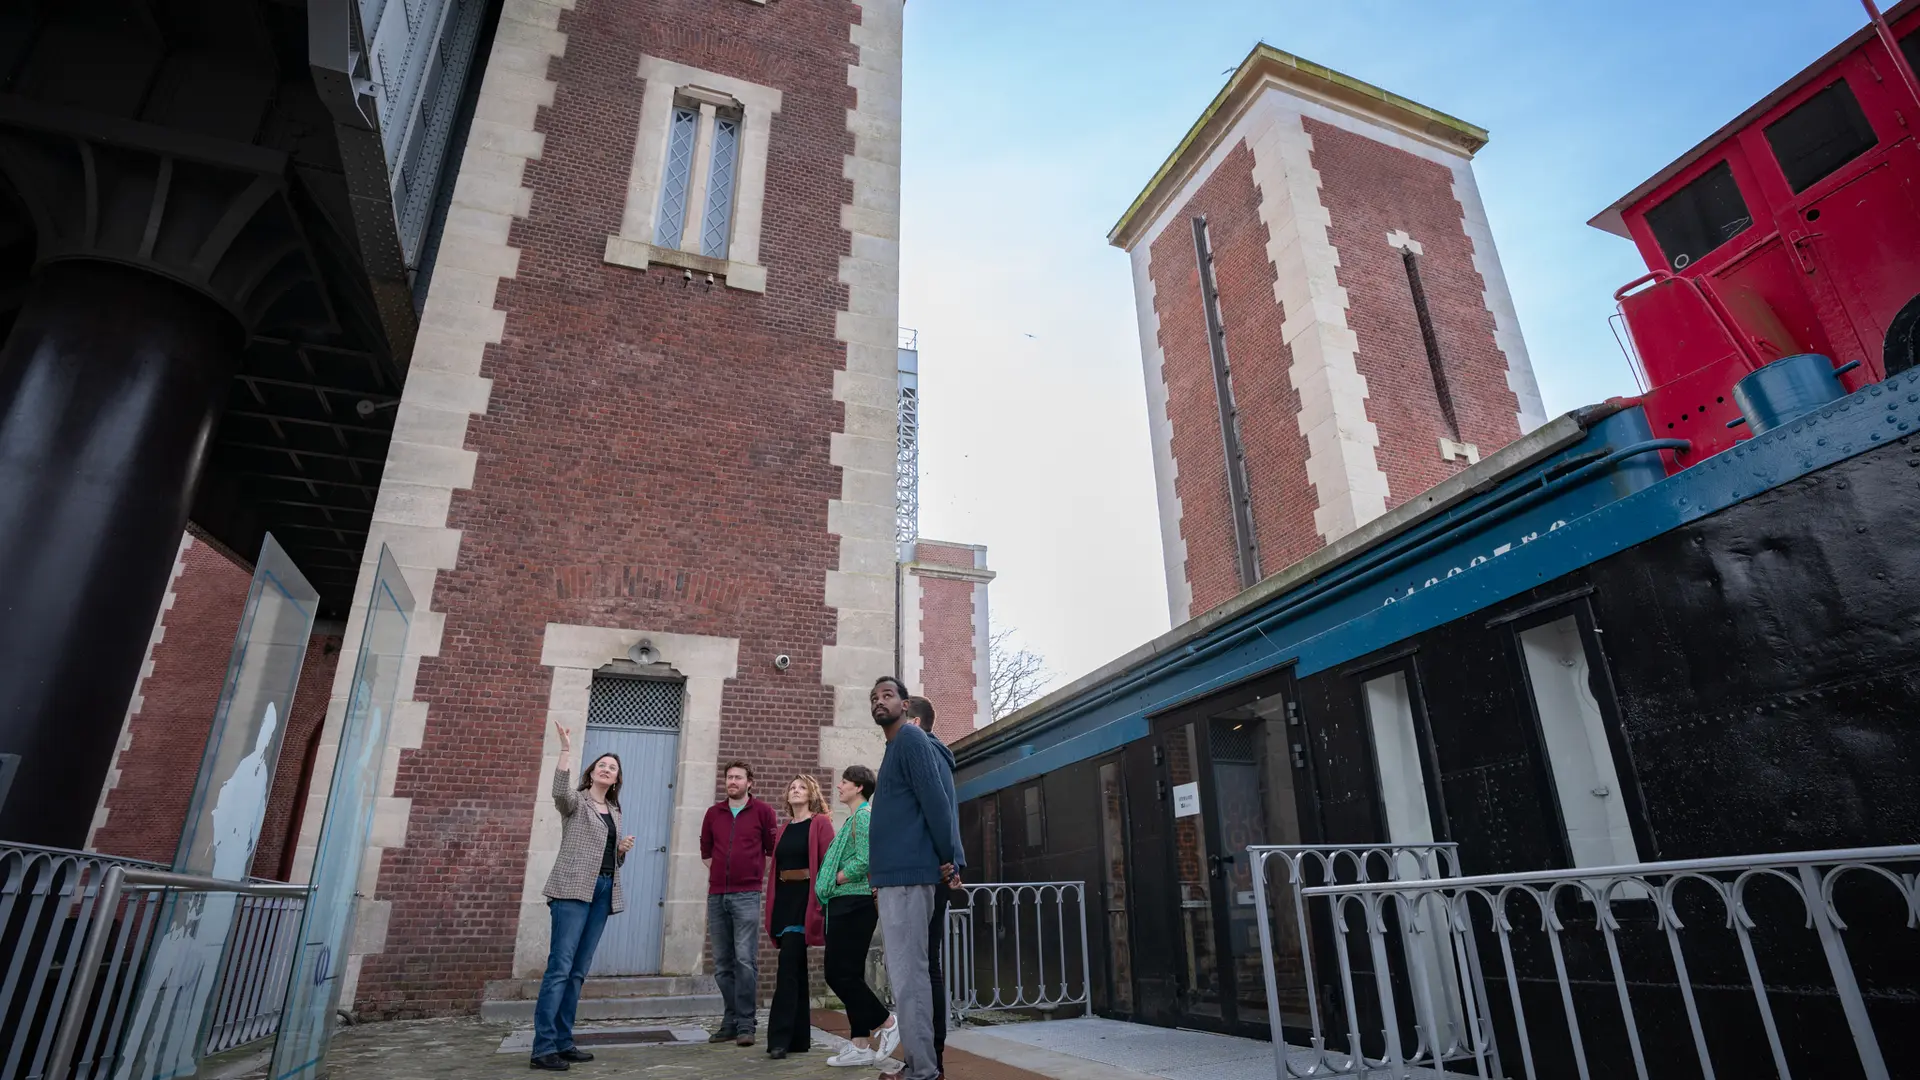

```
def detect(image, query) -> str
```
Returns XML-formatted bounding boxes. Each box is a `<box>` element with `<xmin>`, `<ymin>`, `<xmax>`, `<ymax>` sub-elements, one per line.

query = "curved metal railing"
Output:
<box><xmin>1</xmin><ymin>843</ymin><xmax>309</xmax><ymax>1080</ymax></box>
<box><xmin>946</xmin><ymin>881</ymin><xmax>1091</xmax><ymax>1021</ymax></box>
<box><xmin>1264</xmin><ymin>843</ymin><xmax>1920</xmax><ymax>1080</ymax></box>
<box><xmin>1248</xmin><ymin>843</ymin><xmax>1488</xmax><ymax>1078</ymax></box>
<box><xmin>0</xmin><ymin>844</ymin><xmax>167</xmax><ymax>1080</ymax></box>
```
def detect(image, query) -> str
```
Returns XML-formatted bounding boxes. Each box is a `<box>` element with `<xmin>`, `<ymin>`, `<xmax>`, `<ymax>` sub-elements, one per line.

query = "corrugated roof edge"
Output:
<box><xmin>1108</xmin><ymin>42</ymin><xmax>1490</xmax><ymax>251</ymax></box>
<box><xmin>953</xmin><ymin>403</ymin><xmax>1622</xmax><ymax>762</ymax></box>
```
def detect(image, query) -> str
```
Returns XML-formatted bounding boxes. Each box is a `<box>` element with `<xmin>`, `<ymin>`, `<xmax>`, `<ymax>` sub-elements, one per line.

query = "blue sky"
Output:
<box><xmin>896</xmin><ymin>0</ymin><xmax>1869</xmax><ymax>698</ymax></box>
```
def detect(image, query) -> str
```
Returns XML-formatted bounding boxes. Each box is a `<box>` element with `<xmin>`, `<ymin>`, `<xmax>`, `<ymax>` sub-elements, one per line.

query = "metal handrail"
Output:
<box><xmin>1248</xmin><ymin>843</ymin><xmax>1487</xmax><ymax>1078</ymax></box>
<box><xmin>1297</xmin><ymin>843</ymin><xmax>1920</xmax><ymax>897</ymax></box>
<box><xmin>44</xmin><ymin>866</ymin><xmax>309</xmax><ymax>1080</ymax></box>
<box><xmin>946</xmin><ymin>880</ymin><xmax>1091</xmax><ymax>1022</ymax></box>
<box><xmin>1290</xmin><ymin>844</ymin><xmax>1920</xmax><ymax>1080</ymax></box>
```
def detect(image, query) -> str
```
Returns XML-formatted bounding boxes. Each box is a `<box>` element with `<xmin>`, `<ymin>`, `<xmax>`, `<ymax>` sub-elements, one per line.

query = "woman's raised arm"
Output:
<box><xmin>551</xmin><ymin>720</ymin><xmax>579</xmax><ymax>816</ymax></box>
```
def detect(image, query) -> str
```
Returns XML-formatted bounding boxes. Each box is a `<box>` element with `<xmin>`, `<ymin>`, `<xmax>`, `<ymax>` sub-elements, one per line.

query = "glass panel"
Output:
<box><xmin>653</xmin><ymin>106</ymin><xmax>698</xmax><ymax>249</ymax></box>
<box><xmin>1645</xmin><ymin>161</ymin><xmax>1753</xmax><ymax>271</ymax></box>
<box><xmin>699</xmin><ymin>114</ymin><xmax>739</xmax><ymax>258</ymax></box>
<box><xmin>1361</xmin><ymin>670</ymin><xmax>1433</xmax><ymax>847</ymax></box>
<box><xmin>1359</xmin><ymin>668</ymin><xmax>1460</xmax><ymax>1048</ymax></box>
<box><xmin>1167</xmin><ymin>722</ymin><xmax>1220</xmax><ymax>1018</ymax></box>
<box><xmin>117</xmin><ymin>535</ymin><xmax>318</xmax><ymax>1080</ymax></box>
<box><xmin>1518</xmin><ymin>616</ymin><xmax>1640</xmax><ymax>868</ymax></box>
<box><xmin>1250</xmin><ymin>703</ymin><xmax>1314</xmax><ymax>1030</ymax></box>
<box><xmin>1097</xmin><ymin>761</ymin><xmax>1132</xmax><ymax>1013</ymax></box>
<box><xmin>1766</xmin><ymin>79</ymin><xmax>1877</xmax><ymax>194</ymax></box>
<box><xmin>271</xmin><ymin>546</ymin><xmax>415</xmax><ymax>1080</ymax></box>
<box><xmin>1207</xmin><ymin>717</ymin><xmax>1269</xmax><ymax>1027</ymax></box>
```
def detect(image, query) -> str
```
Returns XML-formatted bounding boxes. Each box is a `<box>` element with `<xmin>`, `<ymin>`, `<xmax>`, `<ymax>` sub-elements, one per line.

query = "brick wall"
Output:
<box><xmin>91</xmin><ymin>537</ymin><xmax>250</xmax><ymax>863</ymax></box>
<box><xmin>1305</xmin><ymin>118</ymin><xmax>1521</xmax><ymax>509</ymax></box>
<box><xmin>352</xmin><ymin>0</ymin><xmax>881</xmax><ymax>1018</ymax></box>
<box><xmin>251</xmin><ymin>634</ymin><xmax>342</xmax><ymax>880</ymax></box>
<box><xmin>916</xmin><ymin>574</ymin><xmax>977</xmax><ymax>742</ymax></box>
<box><xmin>1147</xmin><ymin>143</ymin><xmax>1321</xmax><ymax>616</ymax></box>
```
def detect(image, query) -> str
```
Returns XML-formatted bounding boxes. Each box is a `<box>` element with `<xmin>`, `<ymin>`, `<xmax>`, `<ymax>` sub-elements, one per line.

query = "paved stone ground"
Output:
<box><xmin>220</xmin><ymin>1014</ymin><xmax>856</xmax><ymax>1080</ymax></box>
<box><xmin>211</xmin><ymin>1011</ymin><xmax>1067</xmax><ymax>1080</ymax></box>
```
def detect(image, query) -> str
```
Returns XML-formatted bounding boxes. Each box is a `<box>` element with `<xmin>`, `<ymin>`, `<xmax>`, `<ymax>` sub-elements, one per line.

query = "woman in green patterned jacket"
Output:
<box><xmin>817</xmin><ymin>764</ymin><xmax>897</xmax><ymax>1067</ymax></box>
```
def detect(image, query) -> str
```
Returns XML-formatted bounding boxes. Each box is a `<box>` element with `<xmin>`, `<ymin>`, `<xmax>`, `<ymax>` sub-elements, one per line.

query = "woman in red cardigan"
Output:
<box><xmin>764</xmin><ymin>775</ymin><xmax>835</xmax><ymax>1059</ymax></box>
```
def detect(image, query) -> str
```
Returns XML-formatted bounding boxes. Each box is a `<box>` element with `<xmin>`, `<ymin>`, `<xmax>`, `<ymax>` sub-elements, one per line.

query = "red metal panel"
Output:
<box><xmin>1797</xmin><ymin>145</ymin><xmax>1920</xmax><ymax>381</ymax></box>
<box><xmin>1637</xmin><ymin>355</ymin><xmax>1755</xmax><ymax>471</ymax></box>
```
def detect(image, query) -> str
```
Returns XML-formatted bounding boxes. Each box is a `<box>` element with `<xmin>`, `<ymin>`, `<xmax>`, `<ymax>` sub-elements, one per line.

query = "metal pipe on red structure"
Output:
<box><xmin>1862</xmin><ymin>0</ymin><xmax>1920</xmax><ymax>111</ymax></box>
<box><xmin>1614</xmin><ymin>269</ymin><xmax>1767</xmax><ymax>373</ymax></box>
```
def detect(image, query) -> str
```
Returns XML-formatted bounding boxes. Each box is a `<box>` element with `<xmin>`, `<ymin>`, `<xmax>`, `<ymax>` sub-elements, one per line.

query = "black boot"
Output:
<box><xmin>557</xmin><ymin>1048</ymin><xmax>594</xmax><ymax>1062</ymax></box>
<box><xmin>528</xmin><ymin>1054</ymin><xmax>570</xmax><ymax>1071</ymax></box>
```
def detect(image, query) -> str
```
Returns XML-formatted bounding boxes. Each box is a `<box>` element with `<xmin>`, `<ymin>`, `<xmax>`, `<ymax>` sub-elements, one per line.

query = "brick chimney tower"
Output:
<box><xmin>898</xmin><ymin>539</ymin><xmax>994</xmax><ymax>741</ymax></box>
<box><xmin>1111</xmin><ymin>45</ymin><xmax>1547</xmax><ymax>624</ymax></box>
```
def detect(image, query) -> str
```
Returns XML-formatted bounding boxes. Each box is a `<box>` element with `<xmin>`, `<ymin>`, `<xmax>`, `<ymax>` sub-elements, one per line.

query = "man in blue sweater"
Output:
<box><xmin>867</xmin><ymin>676</ymin><xmax>963</xmax><ymax>1080</ymax></box>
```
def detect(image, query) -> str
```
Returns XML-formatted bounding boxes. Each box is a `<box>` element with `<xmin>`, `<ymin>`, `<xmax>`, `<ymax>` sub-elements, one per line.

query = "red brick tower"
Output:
<box><xmin>1111</xmin><ymin>46</ymin><xmax>1546</xmax><ymax>624</ymax></box>
<box><xmin>273</xmin><ymin>0</ymin><xmax>908</xmax><ymax>1016</ymax></box>
<box><xmin>898</xmin><ymin>539</ymin><xmax>994</xmax><ymax>742</ymax></box>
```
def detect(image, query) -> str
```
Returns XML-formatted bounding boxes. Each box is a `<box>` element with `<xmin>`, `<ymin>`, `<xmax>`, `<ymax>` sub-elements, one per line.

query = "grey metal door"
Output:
<box><xmin>580</xmin><ymin>676</ymin><xmax>682</xmax><ymax>977</ymax></box>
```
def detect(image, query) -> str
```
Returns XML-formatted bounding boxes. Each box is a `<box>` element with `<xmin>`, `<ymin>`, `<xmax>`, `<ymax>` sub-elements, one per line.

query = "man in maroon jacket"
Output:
<box><xmin>700</xmin><ymin>761</ymin><xmax>777</xmax><ymax>1046</ymax></box>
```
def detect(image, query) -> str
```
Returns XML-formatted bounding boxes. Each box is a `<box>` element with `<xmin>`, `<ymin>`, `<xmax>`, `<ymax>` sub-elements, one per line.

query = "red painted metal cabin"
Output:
<box><xmin>1592</xmin><ymin>0</ymin><xmax>1920</xmax><ymax>469</ymax></box>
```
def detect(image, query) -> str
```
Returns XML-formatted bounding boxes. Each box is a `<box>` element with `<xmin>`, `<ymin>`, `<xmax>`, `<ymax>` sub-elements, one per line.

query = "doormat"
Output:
<box><xmin>575</xmin><ymin>1029</ymin><xmax>676</xmax><ymax>1046</ymax></box>
<box><xmin>496</xmin><ymin>1026</ymin><xmax>708</xmax><ymax>1053</ymax></box>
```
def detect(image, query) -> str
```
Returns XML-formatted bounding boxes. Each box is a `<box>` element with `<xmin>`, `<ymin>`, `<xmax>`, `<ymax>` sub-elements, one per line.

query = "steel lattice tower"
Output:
<box><xmin>896</xmin><ymin>328</ymin><xmax>920</xmax><ymax>543</ymax></box>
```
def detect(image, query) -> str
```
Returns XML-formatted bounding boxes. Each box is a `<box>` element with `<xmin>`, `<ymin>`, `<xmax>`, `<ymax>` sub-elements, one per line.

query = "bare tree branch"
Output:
<box><xmin>988</xmin><ymin>627</ymin><xmax>1050</xmax><ymax>720</ymax></box>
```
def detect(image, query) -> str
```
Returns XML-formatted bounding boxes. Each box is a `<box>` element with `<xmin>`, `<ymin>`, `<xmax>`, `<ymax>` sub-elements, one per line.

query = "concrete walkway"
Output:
<box><xmin>208</xmin><ymin>1012</ymin><xmax>1154</xmax><ymax>1080</ymax></box>
<box><xmin>209</xmin><ymin>1011</ymin><xmax>1446</xmax><ymax>1079</ymax></box>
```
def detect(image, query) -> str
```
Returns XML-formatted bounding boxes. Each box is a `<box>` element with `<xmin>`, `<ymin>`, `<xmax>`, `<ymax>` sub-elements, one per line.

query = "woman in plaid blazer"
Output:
<box><xmin>530</xmin><ymin>721</ymin><xmax>636</xmax><ymax>1071</ymax></box>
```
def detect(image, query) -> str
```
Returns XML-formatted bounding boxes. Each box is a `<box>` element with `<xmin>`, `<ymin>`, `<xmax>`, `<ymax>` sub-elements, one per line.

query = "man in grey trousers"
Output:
<box><xmin>699</xmin><ymin>761</ymin><xmax>777</xmax><ymax>1046</ymax></box>
<box><xmin>867</xmin><ymin>676</ymin><xmax>964</xmax><ymax>1080</ymax></box>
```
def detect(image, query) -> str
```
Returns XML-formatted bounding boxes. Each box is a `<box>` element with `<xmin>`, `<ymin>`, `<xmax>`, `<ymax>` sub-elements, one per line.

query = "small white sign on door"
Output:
<box><xmin>1172</xmin><ymin>782</ymin><xmax>1201</xmax><ymax>818</ymax></box>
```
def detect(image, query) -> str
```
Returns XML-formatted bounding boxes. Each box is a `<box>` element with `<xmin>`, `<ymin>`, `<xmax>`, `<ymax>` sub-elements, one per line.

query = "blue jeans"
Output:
<box><xmin>533</xmin><ymin>874</ymin><xmax>613</xmax><ymax>1057</ymax></box>
<box><xmin>707</xmin><ymin>892</ymin><xmax>762</xmax><ymax>1034</ymax></box>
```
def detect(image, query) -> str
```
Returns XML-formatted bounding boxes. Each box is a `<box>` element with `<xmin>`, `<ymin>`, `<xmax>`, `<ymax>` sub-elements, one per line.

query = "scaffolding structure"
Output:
<box><xmin>897</xmin><ymin>327</ymin><xmax>920</xmax><ymax>543</ymax></box>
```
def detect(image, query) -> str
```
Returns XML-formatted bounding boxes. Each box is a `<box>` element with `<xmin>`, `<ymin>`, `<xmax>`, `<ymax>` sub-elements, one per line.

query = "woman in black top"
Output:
<box><xmin>762</xmin><ymin>775</ymin><xmax>833</xmax><ymax>1059</ymax></box>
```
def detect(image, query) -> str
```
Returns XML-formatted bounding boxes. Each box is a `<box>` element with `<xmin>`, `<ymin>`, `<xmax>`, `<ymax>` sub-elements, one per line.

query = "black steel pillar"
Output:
<box><xmin>0</xmin><ymin>261</ymin><xmax>242</xmax><ymax>847</ymax></box>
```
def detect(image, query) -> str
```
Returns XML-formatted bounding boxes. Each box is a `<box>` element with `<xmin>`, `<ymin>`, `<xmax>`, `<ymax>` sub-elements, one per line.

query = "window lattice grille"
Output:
<box><xmin>587</xmin><ymin>677</ymin><xmax>684</xmax><ymax>731</ymax></box>
<box><xmin>1210</xmin><ymin>721</ymin><xmax>1256</xmax><ymax>765</ymax></box>
<box><xmin>654</xmin><ymin>107</ymin><xmax>699</xmax><ymax>248</ymax></box>
<box><xmin>699</xmin><ymin>116</ymin><xmax>740</xmax><ymax>258</ymax></box>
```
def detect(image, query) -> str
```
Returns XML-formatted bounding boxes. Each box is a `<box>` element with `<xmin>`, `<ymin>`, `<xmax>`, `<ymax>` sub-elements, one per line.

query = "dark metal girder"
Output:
<box><xmin>237</xmin><ymin>470</ymin><xmax>378</xmax><ymax>493</ymax></box>
<box><xmin>225</xmin><ymin>409</ymin><xmax>391</xmax><ymax>443</ymax></box>
<box><xmin>236</xmin><ymin>372</ymin><xmax>395</xmax><ymax>405</ymax></box>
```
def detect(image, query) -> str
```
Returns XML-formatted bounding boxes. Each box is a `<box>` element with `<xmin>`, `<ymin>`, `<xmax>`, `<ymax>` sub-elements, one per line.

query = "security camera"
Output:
<box><xmin>773</xmin><ymin>654</ymin><xmax>791</xmax><ymax>671</ymax></box>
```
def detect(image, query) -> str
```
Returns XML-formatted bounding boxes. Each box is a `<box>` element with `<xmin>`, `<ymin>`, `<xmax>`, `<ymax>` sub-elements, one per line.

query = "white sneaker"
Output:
<box><xmin>874</xmin><ymin>1015</ymin><xmax>901</xmax><ymax>1060</ymax></box>
<box><xmin>826</xmin><ymin>1045</ymin><xmax>877</xmax><ymax>1067</ymax></box>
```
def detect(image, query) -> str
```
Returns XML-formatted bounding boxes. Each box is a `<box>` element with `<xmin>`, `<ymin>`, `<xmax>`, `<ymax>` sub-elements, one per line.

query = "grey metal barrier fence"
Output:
<box><xmin>945</xmin><ymin>881</ymin><xmax>1091</xmax><ymax>1022</ymax></box>
<box><xmin>0</xmin><ymin>844</ymin><xmax>167</xmax><ymax>1080</ymax></box>
<box><xmin>1248</xmin><ymin>843</ymin><xmax>1493</xmax><ymax>1079</ymax></box>
<box><xmin>42</xmin><ymin>864</ymin><xmax>309</xmax><ymax>1080</ymax></box>
<box><xmin>201</xmin><ymin>892</ymin><xmax>306</xmax><ymax>1055</ymax></box>
<box><xmin>1293</xmin><ymin>844</ymin><xmax>1920</xmax><ymax>1080</ymax></box>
